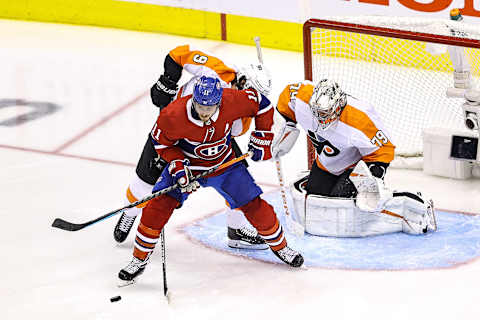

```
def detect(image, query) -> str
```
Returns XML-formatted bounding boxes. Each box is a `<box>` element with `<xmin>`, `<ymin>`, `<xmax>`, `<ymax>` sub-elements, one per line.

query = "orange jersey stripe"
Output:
<box><xmin>169</xmin><ymin>45</ymin><xmax>236</xmax><ymax>84</ymax></box>
<box><xmin>276</xmin><ymin>82</ymin><xmax>314</xmax><ymax>122</ymax></box>
<box><xmin>276</xmin><ymin>85</ymin><xmax>297</xmax><ymax>121</ymax></box>
<box><xmin>339</xmin><ymin>105</ymin><xmax>395</xmax><ymax>163</ymax></box>
<box><xmin>295</xmin><ymin>83</ymin><xmax>314</xmax><ymax>104</ymax></box>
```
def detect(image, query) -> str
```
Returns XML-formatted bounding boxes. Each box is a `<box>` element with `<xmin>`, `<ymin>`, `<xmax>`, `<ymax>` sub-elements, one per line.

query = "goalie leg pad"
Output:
<box><xmin>383</xmin><ymin>192</ymin><xmax>436</xmax><ymax>234</ymax></box>
<box><xmin>305</xmin><ymin>195</ymin><xmax>403</xmax><ymax>237</ymax></box>
<box><xmin>290</xmin><ymin>171</ymin><xmax>437</xmax><ymax>237</ymax></box>
<box><xmin>291</xmin><ymin>176</ymin><xmax>307</xmax><ymax>228</ymax></box>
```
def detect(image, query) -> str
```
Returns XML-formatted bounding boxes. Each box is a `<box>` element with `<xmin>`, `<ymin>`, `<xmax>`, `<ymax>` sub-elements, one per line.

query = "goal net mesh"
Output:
<box><xmin>305</xmin><ymin>16</ymin><xmax>480</xmax><ymax>160</ymax></box>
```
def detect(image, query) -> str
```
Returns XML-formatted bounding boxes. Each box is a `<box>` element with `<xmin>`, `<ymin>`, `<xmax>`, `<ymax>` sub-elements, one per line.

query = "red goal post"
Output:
<box><xmin>303</xmin><ymin>17</ymin><xmax>480</xmax><ymax>168</ymax></box>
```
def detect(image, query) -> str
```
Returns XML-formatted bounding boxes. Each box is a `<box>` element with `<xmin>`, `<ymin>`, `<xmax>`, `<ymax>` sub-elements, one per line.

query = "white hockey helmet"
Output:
<box><xmin>309</xmin><ymin>79</ymin><xmax>347</xmax><ymax>130</ymax></box>
<box><xmin>237</xmin><ymin>64</ymin><xmax>272</xmax><ymax>97</ymax></box>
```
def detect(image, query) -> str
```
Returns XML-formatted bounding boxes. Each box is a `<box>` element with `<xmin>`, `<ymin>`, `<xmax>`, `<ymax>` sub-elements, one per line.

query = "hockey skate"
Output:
<box><xmin>272</xmin><ymin>246</ymin><xmax>304</xmax><ymax>268</ymax></box>
<box><xmin>114</xmin><ymin>213</ymin><xmax>137</xmax><ymax>243</ymax></box>
<box><xmin>118</xmin><ymin>255</ymin><xmax>150</xmax><ymax>286</ymax></box>
<box><xmin>227</xmin><ymin>227</ymin><xmax>268</xmax><ymax>250</ymax></box>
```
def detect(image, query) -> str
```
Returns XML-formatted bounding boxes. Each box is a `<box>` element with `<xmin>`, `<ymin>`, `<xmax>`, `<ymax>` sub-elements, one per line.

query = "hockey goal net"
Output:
<box><xmin>303</xmin><ymin>16</ymin><xmax>480</xmax><ymax>167</ymax></box>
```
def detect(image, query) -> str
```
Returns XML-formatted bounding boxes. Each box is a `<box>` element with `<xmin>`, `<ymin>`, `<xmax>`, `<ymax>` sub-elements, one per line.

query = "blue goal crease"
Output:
<box><xmin>182</xmin><ymin>191</ymin><xmax>480</xmax><ymax>270</ymax></box>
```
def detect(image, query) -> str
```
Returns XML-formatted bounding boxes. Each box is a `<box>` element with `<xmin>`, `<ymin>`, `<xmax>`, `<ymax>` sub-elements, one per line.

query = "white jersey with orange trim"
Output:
<box><xmin>170</xmin><ymin>45</ymin><xmax>251</xmax><ymax>137</ymax></box>
<box><xmin>277</xmin><ymin>82</ymin><xmax>396</xmax><ymax>175</ymax></box>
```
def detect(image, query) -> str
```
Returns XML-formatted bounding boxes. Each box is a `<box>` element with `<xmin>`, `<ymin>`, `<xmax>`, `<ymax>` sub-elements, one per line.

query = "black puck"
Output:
<box><xmin>110</xmin><ymin>295</ymin><xmax>121</xmax><ymax>302</ymax></box>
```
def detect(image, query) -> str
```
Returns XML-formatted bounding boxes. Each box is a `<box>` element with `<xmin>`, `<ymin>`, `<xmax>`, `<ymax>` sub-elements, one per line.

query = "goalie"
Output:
<box><xmin>272</xmin><ymin>79</ymin><xmax>437</xmax><ymax>237</ymax></box>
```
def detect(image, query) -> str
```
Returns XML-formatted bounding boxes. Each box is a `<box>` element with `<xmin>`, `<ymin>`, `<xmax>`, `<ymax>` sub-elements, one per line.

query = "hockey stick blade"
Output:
<box><xmin>52</xmin><ymin>218</ymin><xmax>90</xmax><ymax>231</ymax></box>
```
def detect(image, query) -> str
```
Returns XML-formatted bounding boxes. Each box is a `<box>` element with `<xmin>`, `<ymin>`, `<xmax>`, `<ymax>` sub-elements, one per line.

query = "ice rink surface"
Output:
<box><xmin>1</xmin><ymin>19</ymin><xmax>480</xmax><ymax>320</ymax></box>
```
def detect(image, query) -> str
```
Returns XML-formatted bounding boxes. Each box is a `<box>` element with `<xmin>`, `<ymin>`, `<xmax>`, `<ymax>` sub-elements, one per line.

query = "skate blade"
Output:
<box><xmin>227</xmin><ymin>240</ymin><xmax>269</xmax><ymax>250</ymax></box>
<box><xmin>117</xmin><ymin>279</ymin><xmax>135</xmax><ymax>288</ymax></box>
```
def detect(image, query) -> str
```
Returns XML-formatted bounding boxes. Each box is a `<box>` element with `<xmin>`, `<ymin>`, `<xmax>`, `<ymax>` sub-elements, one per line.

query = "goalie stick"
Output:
<box><xmin>254</xmin><ymin>36</ymin><xmax>305</xmax><ymax>237</ymax></box>
<box><xmin>274</xmin><ymin>157</ymin><xmax>305</xmax><ymax>236</ymax></box>
<box><xmin>52</xmin><ymin>152</ymin><xmax>252</xmax><ymax>231</ymax></box>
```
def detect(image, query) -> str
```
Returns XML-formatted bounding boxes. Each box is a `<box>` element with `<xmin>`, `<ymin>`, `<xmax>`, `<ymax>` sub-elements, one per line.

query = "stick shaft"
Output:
<box><xmin>254</xmin><ymin>37</ymin><xmax>264</xmax><ymax>64</ymax></box>
<box><xmin>52</xmin><ymin>152</ymin><xmax>252</xmax><ymax>231</ymax></box>
<box><xmin>275</xmin><ymin>158</ymin><xmax>291</xmax><ymax>217</ymax></box>
<box><xmin>160</xmin><ymin>229</ymin><xmax>168</xmax><ymax>297</ymax></box>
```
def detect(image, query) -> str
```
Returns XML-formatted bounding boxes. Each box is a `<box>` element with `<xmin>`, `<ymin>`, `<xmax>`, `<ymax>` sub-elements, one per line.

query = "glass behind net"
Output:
<box><xmin>305</xmin><ymin>16</ymin><xmax>480</xmax><ymax>161</ymax></box>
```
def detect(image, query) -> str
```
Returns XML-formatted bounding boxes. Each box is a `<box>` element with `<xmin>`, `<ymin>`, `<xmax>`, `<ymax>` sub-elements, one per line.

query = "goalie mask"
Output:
<box><xmin>236</xmin><ymin>64</ymin><xmax>272</xmax><ymax>97</ymax></box>
<box><xmin>309</xmin><ymin>79</ymin><xmax>347</xmax><ymax>131</ymax></box>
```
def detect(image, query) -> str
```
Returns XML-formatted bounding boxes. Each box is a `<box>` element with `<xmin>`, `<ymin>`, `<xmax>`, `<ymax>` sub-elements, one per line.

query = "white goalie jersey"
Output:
<box><xmin>275</xmin><ymin>82</ymin><xmax>436</xmax><ymax>237</ymax></box>
<box><xmin>276</xmin><ymin>81</ymin><xmax>395</xmax><ymax>175</ymax></box>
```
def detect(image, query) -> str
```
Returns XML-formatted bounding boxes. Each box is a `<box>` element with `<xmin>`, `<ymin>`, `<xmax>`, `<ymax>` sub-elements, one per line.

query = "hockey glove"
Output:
<box><xmin>168</xmin><ymin>159</ymin><xmax>200</xmax><ymax>193</ymax></box>
<box><xmin>248</xmin><ymin>130</ymin><xmax>274</xmax><ymax>161</ymax></box>
<box><xmin>151</xmin><ymin>74</ymin><xmax>178</xmax><ymax>109</ymax></box>
<box><xmin>272</xmin><ymin>121</ymin><xmax>300</xmax><ymax>159</ymax></box>
<box><xmin>349</xmin><ymin>160</ymin><xmax>392</xmax><ymax>212</ymax></box>
<box><xmin>366</xmin><ymin>161</ymin><xmax>389</xmax><ymax>179</ymax></box>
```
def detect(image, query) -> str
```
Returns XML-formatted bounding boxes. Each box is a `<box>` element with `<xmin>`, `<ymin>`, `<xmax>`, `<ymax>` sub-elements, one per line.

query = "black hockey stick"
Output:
<box><xmin>52</xmin><ymin>152</ymin><xmax>252</xmax><ymax>231</ymax></box>
<box><xmin>160</xmin><ymin>229</ymin><xmax>169</xmax><ymax>299</ymax></box>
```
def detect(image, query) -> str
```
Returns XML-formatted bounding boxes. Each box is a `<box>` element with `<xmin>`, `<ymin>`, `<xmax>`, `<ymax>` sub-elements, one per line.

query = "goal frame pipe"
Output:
<box><xmin>302</xmin><ymin>18</ymin><xmax>480</xmax><ymax>168</ymax></box>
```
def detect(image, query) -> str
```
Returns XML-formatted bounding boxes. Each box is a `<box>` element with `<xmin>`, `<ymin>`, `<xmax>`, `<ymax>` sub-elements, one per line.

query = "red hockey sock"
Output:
<box><xmin>133</xmin><ymin>195</ymin><xmax>178</xmax><ymax>260</ymax></box>
<box><xmin>239</xmin><ymin>197</ymin><xmax>287</xmax><ymax>251</ymax></box>
<box><xmin>133</xmin><ymin>222</ymin><xmax>161</xmax><ymax>260</ymax></box>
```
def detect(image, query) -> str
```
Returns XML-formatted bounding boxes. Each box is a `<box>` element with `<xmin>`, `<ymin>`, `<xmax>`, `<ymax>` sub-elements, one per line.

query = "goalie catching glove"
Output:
<box><xmin>248</xmin><ymin>130</ymin><xmax>274</xmax><ymax>161</ymax></box>
<box><xmin>349</xmin><ymin>160</ymin><xmax>391</xmax><ymax>212</ymax></box>
<box><xmin>168</xmin><ymin>159</ymin><xmax>200</xmax><ymax>193</ymax></box>
<box><xmin>272</xmin><ymin>121</ymin><xmax>300</xmax><ymax>159</ymax></box>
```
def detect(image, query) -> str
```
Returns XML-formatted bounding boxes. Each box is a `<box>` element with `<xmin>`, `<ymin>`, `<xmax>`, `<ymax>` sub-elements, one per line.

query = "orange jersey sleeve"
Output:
<box><xmin>276</xmin><ymin>82</ymin><xmax>314</xmax><ymax>122</ymax></box>
<box><xmin>340</xmin><ymin>105</ymin><xmax>395</xmax><ymax>164</ymax></box>
<box><xmin>169</xmin><ymin>45</ymin><xmax>236</xmax><ymax>84</ymax></box>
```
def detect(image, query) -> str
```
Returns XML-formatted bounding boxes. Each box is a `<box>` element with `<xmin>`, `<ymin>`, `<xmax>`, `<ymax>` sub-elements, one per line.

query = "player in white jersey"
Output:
<box><xmin>114</xmin><ymin>45</ymin><xmax>272</xmax><ymax>249</ymax></box>
<box><xmin>273</xmin><ymin>79</ymin><xmax>437</xmax><ymax>237</ymax></box>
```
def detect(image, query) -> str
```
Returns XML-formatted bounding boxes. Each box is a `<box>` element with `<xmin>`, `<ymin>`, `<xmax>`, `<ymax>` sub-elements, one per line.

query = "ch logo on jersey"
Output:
<box><xmin>194</xmin><ymin>136</ymin><xmax>228</xmax><ymax>160</ymax></box>
<box><xmin>308</xmin><ymin>130</ymin><xmax>340</xmax><ymax>157</ymax></box>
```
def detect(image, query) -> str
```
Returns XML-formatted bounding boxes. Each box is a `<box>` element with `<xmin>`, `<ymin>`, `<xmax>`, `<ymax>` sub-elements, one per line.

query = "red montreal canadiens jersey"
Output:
<box><xmin>150</xmin><ymin>88</ymin><xmax>273</xmax><ymax>174</ymax></box>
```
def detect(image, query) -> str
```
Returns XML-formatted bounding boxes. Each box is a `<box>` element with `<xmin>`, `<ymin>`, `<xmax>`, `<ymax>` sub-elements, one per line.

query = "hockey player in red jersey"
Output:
<box><xmin>118</xmin><ymin>76</ymin><xmax>304</xmax><ymax>282</ymax></box>
<box><xmin>114</xmin><ymin>45</ymin><xmax>272</xmax><ymax>250</ymax></box>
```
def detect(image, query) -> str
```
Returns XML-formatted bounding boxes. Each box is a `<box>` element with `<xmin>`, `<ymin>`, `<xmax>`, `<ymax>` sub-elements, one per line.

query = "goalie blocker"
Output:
<box><xmin>290</xmin><ymin>162</ymin><xmax>437</xmax><ymax>237</ymax></box>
